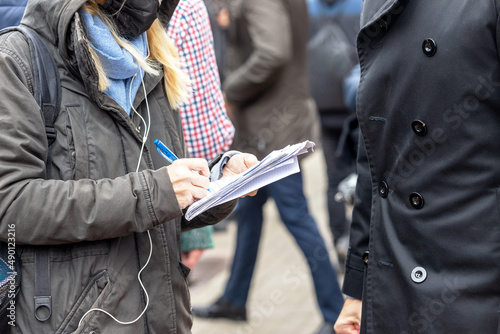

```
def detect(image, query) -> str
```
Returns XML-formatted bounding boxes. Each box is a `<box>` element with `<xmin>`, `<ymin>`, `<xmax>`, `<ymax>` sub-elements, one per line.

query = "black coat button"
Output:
<box><xmin>379</xmin><ymin>181</ymin><xmax>389</xmax><ymax>198</ymax></box>
<box><xmin>410</xmin><ymin>192</ymin><xmax>424</xmax><ymax>209</ymax></box>
<box><xmin>411</xmin><ymin>120</ymin><xmax>427</xmax><ymax>136</ymax></box>
<box><xmin>422</xmin><ymin>38</ymin><xmax>437</xmax><ymax>57</ymax></box>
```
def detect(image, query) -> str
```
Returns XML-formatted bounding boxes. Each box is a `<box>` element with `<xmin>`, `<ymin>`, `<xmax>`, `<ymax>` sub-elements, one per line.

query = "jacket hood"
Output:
<box><xmin>21</xmin><ymin>0</ymin><xmax>87</xmax><ymax>58</ymax></box>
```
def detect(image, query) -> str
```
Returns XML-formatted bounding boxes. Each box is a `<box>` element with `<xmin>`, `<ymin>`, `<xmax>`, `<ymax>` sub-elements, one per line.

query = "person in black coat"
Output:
<box><xmin>335</xmin><ymin>0</ymin><xmax>500</xmax><ymax>333</ymax></box>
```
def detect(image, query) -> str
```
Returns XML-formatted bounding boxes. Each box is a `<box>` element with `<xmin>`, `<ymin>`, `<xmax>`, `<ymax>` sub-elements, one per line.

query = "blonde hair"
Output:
<box><xmin>82</xmin><ymin>2</ymin><xmax>190</xmax><ymax>109</ymax></box>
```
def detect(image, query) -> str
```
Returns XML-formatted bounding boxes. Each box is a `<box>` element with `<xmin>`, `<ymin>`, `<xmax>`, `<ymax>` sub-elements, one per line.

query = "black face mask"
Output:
<box><xmin>101</xmin><ymin>0</ymin><xmax>159</xmax><ymax>39</ymax></box>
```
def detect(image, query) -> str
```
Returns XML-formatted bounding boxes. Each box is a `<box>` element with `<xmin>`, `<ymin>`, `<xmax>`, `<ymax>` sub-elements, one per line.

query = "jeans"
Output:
<box><xmin>221</xmin><ymin>171</ymin><xmax>344</xmax><ymax>323</ymax></box>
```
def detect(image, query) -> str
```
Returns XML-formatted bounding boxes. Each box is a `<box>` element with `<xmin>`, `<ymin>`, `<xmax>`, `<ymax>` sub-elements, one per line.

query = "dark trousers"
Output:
<box><xmin>221</xmin><ymin>171</ymin><xmax>344</xmax><ymax>323</ymax></box>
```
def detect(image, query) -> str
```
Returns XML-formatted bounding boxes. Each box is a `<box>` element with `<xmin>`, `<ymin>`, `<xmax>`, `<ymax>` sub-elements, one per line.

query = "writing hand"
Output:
<box><xmin>167</xmin><ymin>159</ymin><xmax>211</xmax><ymax>209</ymax></box>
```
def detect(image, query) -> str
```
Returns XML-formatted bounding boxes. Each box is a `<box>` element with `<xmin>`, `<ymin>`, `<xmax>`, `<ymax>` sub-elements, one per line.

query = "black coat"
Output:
<box><xmin>343</xmin><ymin>0</ymin><xmax>500</xmax><ymax>332</ymax></box>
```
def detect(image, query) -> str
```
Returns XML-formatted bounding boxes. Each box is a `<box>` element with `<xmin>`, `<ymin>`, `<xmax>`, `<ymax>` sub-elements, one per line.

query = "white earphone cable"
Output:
<box><xmin>78</xmin><ymin>67</ymin><xmax>154</xmax><ymax>328</ymax></box>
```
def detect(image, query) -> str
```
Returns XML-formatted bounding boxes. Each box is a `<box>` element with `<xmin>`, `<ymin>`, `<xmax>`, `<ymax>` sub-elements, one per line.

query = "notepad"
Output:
<box><xmin>185</xmin><ymin>140</ymin><xmax>315</xmax><ymax>221</ymax></box>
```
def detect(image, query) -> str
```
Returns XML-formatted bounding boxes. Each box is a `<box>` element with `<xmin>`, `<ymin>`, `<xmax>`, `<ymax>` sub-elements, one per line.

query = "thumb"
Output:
<box><xmin>242</xmin><ymin>153</ymin><xmax>259</xmax><ymax>168</ymax></box>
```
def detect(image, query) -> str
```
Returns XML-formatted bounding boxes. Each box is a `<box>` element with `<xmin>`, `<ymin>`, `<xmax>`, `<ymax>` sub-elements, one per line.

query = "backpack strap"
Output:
<box><xmin>16</xmin><ymin>26</ymin><xmax>60</xmax><ymax>149</ymax></box>
<box><xmin>3</xmin><ymin>25</ymin><xmax>61</xmax><ymax>322</ymax></box>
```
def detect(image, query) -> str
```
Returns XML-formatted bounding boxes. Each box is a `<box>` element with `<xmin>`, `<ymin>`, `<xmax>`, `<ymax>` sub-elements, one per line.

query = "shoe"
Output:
<box><xmin>313</xmin><ymin>321</ymin><xmax>336</xmax><ymax>334</ymax></box>
<box><xmin>192</xmin><ymin>299</ymin><xmax>247</xmax><ymax>321</ymax></box>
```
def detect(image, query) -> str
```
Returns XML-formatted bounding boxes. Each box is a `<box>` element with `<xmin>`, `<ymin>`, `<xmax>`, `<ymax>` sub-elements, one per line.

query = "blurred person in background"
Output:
<box><xmin>203</xmin><ymin>0</ymin><xmax>230</xmax><ymax>83</ymax></box>
<box><xmin>306</xmin><ymin>0</ymin><xmax>361</xmax><ymax>266</ymax></box>
<box><xmin>167</xmin><ymin>0</ymin><xmax>235</xmax><ymax>269</ymax></box>
<box><xmin>192</xmin><ymin>0</ymin><xmax>344</xmax><ymax>333</ymax></box>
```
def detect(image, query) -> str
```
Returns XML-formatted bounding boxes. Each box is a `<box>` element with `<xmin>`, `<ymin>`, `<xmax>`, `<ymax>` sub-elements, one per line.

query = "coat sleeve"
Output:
<box><xmin>342</xmin><ymin>133</ymin><xmax>372</xmax><ymax>299</ymax></box>
<box><xmin>0</xmin><ymin>34</ymin><xmax>183</xmax><ymax>246</ymax></box>
<box><xmin>223</xmin><ymin>0</ymin><xmax>292</xmax><ymax>107</ymax></box>
<box><xmin>181</xmin><ymin>198</ymin><xmax>238</xmax><ymax>231</ymax></box>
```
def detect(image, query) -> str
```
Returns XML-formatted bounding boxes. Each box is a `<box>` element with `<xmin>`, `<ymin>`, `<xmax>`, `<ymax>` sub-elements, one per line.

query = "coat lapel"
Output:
<box><xmin>360</xmin><ymin>0</ymin><xmax>405</xmax><ymax>30</ymax></box>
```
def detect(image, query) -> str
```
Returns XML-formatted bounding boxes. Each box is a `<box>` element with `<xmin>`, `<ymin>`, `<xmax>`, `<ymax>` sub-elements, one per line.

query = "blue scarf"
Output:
<box><xmin>79</xmin><ymin>10</ymin><xmax>147</xmax><ymax>115</ymax></box>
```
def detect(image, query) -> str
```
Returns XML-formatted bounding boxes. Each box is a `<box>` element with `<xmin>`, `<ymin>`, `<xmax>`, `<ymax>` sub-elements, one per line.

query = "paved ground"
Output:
<box><xmin>188</xmin><ymin>149</ymin><xmax>346</xmax><ymax>334</ymax></box>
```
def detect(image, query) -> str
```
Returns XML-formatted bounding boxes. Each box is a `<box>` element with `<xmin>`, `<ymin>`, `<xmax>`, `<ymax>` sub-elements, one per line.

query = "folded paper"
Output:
<box><xmin>185</xmin><ymin>140</ymin><xmax>315</xmax><ymax>220</ymax></box>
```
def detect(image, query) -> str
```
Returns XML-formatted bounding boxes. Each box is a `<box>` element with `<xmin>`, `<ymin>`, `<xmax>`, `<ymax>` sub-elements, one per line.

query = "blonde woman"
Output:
<box><xmin>0</xmin><ymin>0</ymin><xmax>257</xmax><ymax>332</ymax></box>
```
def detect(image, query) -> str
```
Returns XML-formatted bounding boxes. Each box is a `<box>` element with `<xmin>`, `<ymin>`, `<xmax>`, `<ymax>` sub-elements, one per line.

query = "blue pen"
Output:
<box><xmin>154</xmin><ymin>139</ymin><xmax>179</xmax><ymax>163</ymax></box>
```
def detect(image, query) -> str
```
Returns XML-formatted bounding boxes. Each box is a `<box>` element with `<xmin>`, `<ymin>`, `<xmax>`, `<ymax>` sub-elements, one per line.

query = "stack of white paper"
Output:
<box><xmin>185</xmin><ymin>140</ymin><xmax>315</xmax><ymax>221</ymax></box>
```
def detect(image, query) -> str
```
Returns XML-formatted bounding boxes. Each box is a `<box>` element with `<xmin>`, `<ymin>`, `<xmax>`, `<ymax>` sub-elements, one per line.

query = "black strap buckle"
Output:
<box><xmin>34</xmin><ymin>247</ymin><xmax>51</xmax><ymax>322</ymax></box>
<box><xmin>34</xmin><ymin>296</ymin><xmax>52</xmax><ymax>322</ymax></box>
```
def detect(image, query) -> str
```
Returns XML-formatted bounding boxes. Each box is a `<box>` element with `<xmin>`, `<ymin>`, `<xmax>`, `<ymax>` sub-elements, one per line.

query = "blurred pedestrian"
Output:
<box><xmin>203</xmin><ymin>0</ymin><xmax>230</xmax><ymax>82</ymax></box>
<box><xmin>192</xmin><ymin>0</ymin><xmax>344</xmax><ymax>333</ymax></box>
<box><xmin>167</xmin><ymin>0</ymin><xmax>234</xmax><ymax>269</ymax></box>
<box><xmin>306</xmin><ymin>0</ymin><xmax>361</xmax><ymax>265</ymax></box>
<box><xmin>335</xmin><ymin>1</ymin><xmax>500</xmax><ymax>333</ymax></box>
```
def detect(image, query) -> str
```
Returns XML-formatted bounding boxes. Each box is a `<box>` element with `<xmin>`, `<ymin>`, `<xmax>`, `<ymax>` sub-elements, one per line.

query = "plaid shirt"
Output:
<box><xmin>168</xmin><ymin>0</ymin><xmax>234</xmax><ymax>161</ymax></box>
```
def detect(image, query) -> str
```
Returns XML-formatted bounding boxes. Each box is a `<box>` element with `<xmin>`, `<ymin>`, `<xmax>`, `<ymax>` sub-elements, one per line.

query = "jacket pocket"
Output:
<box><xmin>179</xmin><ymin>262</ymin><xmax>192</xmax><ymax>315</ymax></box>
<box><xmin>56</xmin><ymin>270</ymin><xmax>112</xmax><ymax>334</ymax></box>
<box><xmin>65</xmin><ymin>105</ymin><xmax>90</xmax><ymax>180</ymax></box>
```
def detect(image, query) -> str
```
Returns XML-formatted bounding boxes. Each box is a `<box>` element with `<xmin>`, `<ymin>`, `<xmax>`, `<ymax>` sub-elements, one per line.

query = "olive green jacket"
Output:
<box><xmin>0</xmin><ymin>0</ymin><xmax>235</xmax><ymax>332</ymax></box>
